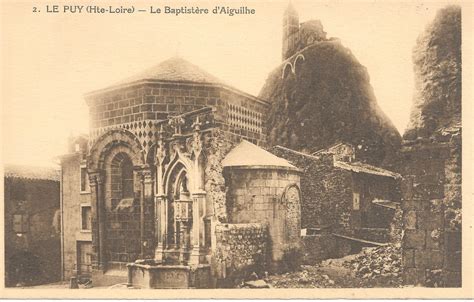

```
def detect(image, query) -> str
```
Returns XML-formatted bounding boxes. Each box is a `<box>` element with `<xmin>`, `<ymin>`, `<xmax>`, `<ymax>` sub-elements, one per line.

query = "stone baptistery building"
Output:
<box><xmin>60</xmin><ymin>57</ymin><xmax>302</xmax><ymax>288</ymax></box>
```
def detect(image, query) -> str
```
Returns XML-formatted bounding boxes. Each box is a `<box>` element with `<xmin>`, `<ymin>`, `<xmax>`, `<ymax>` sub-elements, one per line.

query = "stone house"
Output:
<box><xmin>58</xmin><ymin>135</ymin><xmax>93</xmax><ymax>281</ymax></box>
<box><xmin>4</xmin><ymin>165</ymin><xmax>61</xmax><ymax>287</ymax></box>
<box><xmin>271</xmin><ymin>143</ymin><xmax>401</xmax><ymax>262</ymax></box>
<box><xmin>60</xmin><ymin>57</ymin><xmax>303</xmax><ymax>288</ymax></box>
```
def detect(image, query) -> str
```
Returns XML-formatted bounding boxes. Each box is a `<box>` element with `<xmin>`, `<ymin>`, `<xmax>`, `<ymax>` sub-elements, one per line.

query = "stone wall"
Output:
<box><xmin>86</xmin><ymin>82</ymin><xmax>268</xmax><ymax>147</ymax></box>
<box><xmin>86</xmin><ymin>84</ymin><xmax>217</xmax><ymax>129</ymax></box>
<box><xmin>400</xmin><ymin>5</ymin><xmax>461</xmax><ymax>288</ymax></box>
<box><xmin>213</xmin><ymin>223</ymin><xmax>268</xmax><ymax>285</ymax></box>
<box><xmin>105</xmin><ymin>201</ymin><xmax>155</xmax><ymax>270</ymax></box>
<box><xmin>270</xmin><ymin>146</ymin><xmax>353</xmax><ymax>231</ymax></box>
<box><xmin>224</xmin><ymin>166</ymin><xmax>301</xmax><ymax>267</ymax></box>
<box><xmin>203</xmin><ymin>129</ymin><xmax>237</xmax><ymax>223</ymax></box>
<box><xmin>400</xmin><ymin>132</ymin><xmax>461</xmax><ymax>287</ymax></box>
<box><xmin>301</xmin><ymin>234</ymin><xmax>353</xmax><ymax>264</ymax></box>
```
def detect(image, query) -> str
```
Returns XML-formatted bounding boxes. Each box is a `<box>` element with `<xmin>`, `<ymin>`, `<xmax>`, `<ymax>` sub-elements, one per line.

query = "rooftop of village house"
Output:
<box><xmin>273</xmin><ymin>144</ymin><xmax>401</xmax><ymax>179</ymax></box>
<box><xmin>4</xmin><ymin>164</ymin><xmax>60</xmax><ymax>182</ymax></box>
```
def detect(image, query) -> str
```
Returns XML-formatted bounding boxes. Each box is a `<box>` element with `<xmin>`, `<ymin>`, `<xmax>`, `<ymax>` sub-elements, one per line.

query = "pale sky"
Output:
<box><xmin>1</xmin><ymin>0</ymin><xmax>458</xmax><ymax>167</ymax></box>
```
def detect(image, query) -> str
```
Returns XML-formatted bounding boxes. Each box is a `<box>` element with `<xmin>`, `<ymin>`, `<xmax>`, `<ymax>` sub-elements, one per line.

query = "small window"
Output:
<box><xmin>81</xmin><ymin>206</ymin><xmax>92</xmax><ymax>231</ymax></box>
<box><xmin>80</xmin><ymin>166</ymin><xmax>89</xmax><ymax>193</ymax></box>
<box><xmin>353</xmin><ymin>193</ymin><xmax>360</xmax><ymax>210</ymax></box>
<box><xmin>13</xmin><ymin>214</ymin><xmax>28</xmax><ymax>234</ymax></box>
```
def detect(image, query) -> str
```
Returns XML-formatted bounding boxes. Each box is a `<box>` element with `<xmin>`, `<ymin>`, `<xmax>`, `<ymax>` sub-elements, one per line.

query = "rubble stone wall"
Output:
<box><xmin>270</xmin><ymin>147</ymin><xmax>353</xmax><ymax>231</ymax></box>
<box><xmin>203</xmin><ymin>129</ymin><xmax>237</xmax><ymax>223</ymax></box>
<box><xmin>213</xmin><ymin>223</ymin><xmax>268</xmax><ymax>284</ymax></box>
<box><xmin>301</xmin><ymin>234</ymin><xmax>336</xmax><ymax>263</ymax></box>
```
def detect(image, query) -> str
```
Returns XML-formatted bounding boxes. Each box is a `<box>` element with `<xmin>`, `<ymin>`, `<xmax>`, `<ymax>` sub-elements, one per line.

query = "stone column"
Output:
<box><xmin>139</xmin><ymin>172</ymin><xmax>146</xmax><ymax>259</ymax></box>
<box><xmin>189</xmin><ymin>191</ymin><xmax>206</xmax><ymax>265</ymax></box>
<box><xmin>88</xmin><ymin>173</ymin><xmax>100</xmax><ymax>270</ymax></box>
<box><xmin>154</xmin><ymin>195</ymin><xmax>167</xmax><ymax>261</ymax></box>
<box><xmin>154</xmin><ymin>138</ymin><xmax>167</xmax><ymax>261</ymax></box>
<box><xmin>140</xmin><ymin>168</ymin><xmax>153</xmax><ymax>258</ymax></box>
<box><xmin>90</xmin><ymin>171</ymin><xmax>106</xmax><ymax>272</ymax></box>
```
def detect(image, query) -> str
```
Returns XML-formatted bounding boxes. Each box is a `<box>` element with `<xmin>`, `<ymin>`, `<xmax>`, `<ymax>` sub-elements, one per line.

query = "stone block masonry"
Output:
<box><xmin>86</xmin><ymin>82</ymin><xmax>269</xmax><ymax>147</ymax></box>
<box><xmin>86</xmin><ymin>84</ymin><xmax>221</xmax><ymax>129</ymax></box>
<box><xmin>224</xmin><ymin>166</ymin><xmax>302</xmax><ymax>268</ymax></box>
<box><xmin>400</xmin><ymin>132</ymin><xmax>461</xmax><ymax>287</ymax></box>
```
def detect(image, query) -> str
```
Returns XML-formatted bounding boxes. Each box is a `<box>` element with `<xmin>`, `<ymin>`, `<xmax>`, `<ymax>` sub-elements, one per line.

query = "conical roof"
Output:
<box><xmin>222</xmin><ymin>140</ymin><xmax>297</xmax><ymax>169</ymax></box>
<box><xmin>116</xmin><ymin>56</ymin><xmax>224</xmax><ymax>86</ymax></box>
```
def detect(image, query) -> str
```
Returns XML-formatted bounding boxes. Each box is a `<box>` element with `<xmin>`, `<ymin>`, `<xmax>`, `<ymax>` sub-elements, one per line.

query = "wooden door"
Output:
<box><xmin>77</xmin><ymin>242</ymin><xmax>92</xmax><ymax>276</ymax></box>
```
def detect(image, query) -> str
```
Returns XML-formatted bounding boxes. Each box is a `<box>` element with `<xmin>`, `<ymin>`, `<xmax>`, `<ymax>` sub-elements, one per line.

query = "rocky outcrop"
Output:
<box><xmin>404</xmin><ymin>6</ymin><xmax>461</xmax><ymax>140</ymax></box>
<box><xmin>259</xmin><ymin>38</ymin><xmax>401</xmax><ymax>165</ymax></box>
<box><xmin>400</xmin><ymin>6</ymin><xmax>462</xmax><ymax>287</ymax></box>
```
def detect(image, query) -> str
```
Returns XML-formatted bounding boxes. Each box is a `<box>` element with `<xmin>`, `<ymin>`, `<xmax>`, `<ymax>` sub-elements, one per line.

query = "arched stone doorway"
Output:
<box><xmin>153</xmin><ymin>136</ymin><xmax>209</xmax><ymax>266</ymax></box>
<box><xmin>163</xmin><ymin>162</ymin><xmax>193</xmax><ymax>263</ymax></box>
<box><xmin>87</xmin><ymin>129</ymin><xmax>153</xmax><ymax>272</ymax></box>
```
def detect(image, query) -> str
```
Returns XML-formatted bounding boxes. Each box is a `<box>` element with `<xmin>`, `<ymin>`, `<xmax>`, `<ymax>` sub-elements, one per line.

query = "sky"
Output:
<box><xmin>1</xmin><ymin>0</ymin><xmax>458</xmax><ymax>167</ymax></box>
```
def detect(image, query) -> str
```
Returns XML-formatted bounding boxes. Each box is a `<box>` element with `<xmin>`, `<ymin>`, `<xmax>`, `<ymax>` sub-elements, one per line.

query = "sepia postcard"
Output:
<box><xmin>1</xmin><ymin>0</ymin><xmax>472</xmax><ymax>299</ymax></box>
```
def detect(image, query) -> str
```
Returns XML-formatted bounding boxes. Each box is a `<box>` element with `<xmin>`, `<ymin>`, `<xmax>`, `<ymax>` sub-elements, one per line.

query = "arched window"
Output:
<box><xmin>110</xmin><ymin>153</ymin><xmax>134</xmax><ymax>209</ymax></box>
<box><xmin>121</xmin><ymin>157</ymin><xmax>134</xmax><ymax>199</ymax></box>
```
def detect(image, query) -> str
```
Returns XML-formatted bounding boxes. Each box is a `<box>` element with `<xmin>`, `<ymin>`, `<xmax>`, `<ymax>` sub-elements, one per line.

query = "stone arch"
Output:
<box><xmin>293</xmin><ymin>54</ymin><xmax>305</xmax><ymax>74</ymax></box>
<box><xmin>163</xmin><ymin>158</ymin><xmax>194</xmax><ymax>194</ymax></box>
<box><xmin>163</xmin><ymin>161</ymin><xmax>193</xmax><ymax>247</ymax></box>
<box><xmin>282</xmin><ymin>183</ymin><xmax>302</xmax><ymax>242</ymax></box>
<box><xmin>282</xmin><ymin>62</ymin><xmax>294</xmax><ymax>79</ymax></box>
<box><xmin>107</xmin><ymin>152</ymin><xmax>135</xmax><ymax>210</ymax></box>
<box><xmin>88</xmin><ymin>129</ymin><xmax>145</xmax><ymax>172</ymax></box>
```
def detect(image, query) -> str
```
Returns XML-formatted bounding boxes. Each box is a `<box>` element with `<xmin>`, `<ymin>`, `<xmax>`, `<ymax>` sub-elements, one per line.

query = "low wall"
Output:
<box><xmin>213</xmin><ymin>223</ymin><xmax>268</xmax><ymax>286</ymax></box>
<box><xmin>301</xmin><ymin>234</ymin><xmax>353</xmax><ymax>264</ymax></box>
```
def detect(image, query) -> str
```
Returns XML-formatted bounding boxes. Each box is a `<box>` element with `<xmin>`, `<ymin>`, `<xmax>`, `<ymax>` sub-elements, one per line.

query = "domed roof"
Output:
<box><xmin>115</xmin><ymin>56</ymin><xmax>224</xmax><ymax>86</ymax></box>
<box><xmin>222</xmin><ymin>140</ymin><xmax>297</xmax><ymax>169</ymax></box>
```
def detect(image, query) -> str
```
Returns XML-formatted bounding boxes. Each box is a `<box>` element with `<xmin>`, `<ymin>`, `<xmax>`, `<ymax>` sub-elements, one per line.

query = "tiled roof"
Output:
<box><xmin>223</xmin><ymin>140</ymin><xmax>297</xmax><ymax>169</ymax></box>
<box><xmin>115</xmin><ymin>57</ymin><xmax>224</xmax><ymax>86</ymax></box>
<box><xmin>333</xmin><ymin>160</ymin><xmax>401</xmax><ymax>179</ymax></box>
<box><xmin>4</xmin><ymin>164</ymin><xmax>60</xmax><ymax>182</ymax></box>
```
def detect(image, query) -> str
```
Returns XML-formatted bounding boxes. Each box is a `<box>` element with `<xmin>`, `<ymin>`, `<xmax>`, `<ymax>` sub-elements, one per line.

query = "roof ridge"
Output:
<box><xmin>109</xmin><ymin>56</ymin><xmax>224</xmax><ymax>89</ymax></box>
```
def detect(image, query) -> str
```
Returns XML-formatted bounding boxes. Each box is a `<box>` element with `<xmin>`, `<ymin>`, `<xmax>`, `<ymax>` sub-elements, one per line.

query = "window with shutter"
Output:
<box><xmin>13</xmin><ymin>214</ymin><xmax>28</xmax><ymax>233</ymax></box>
